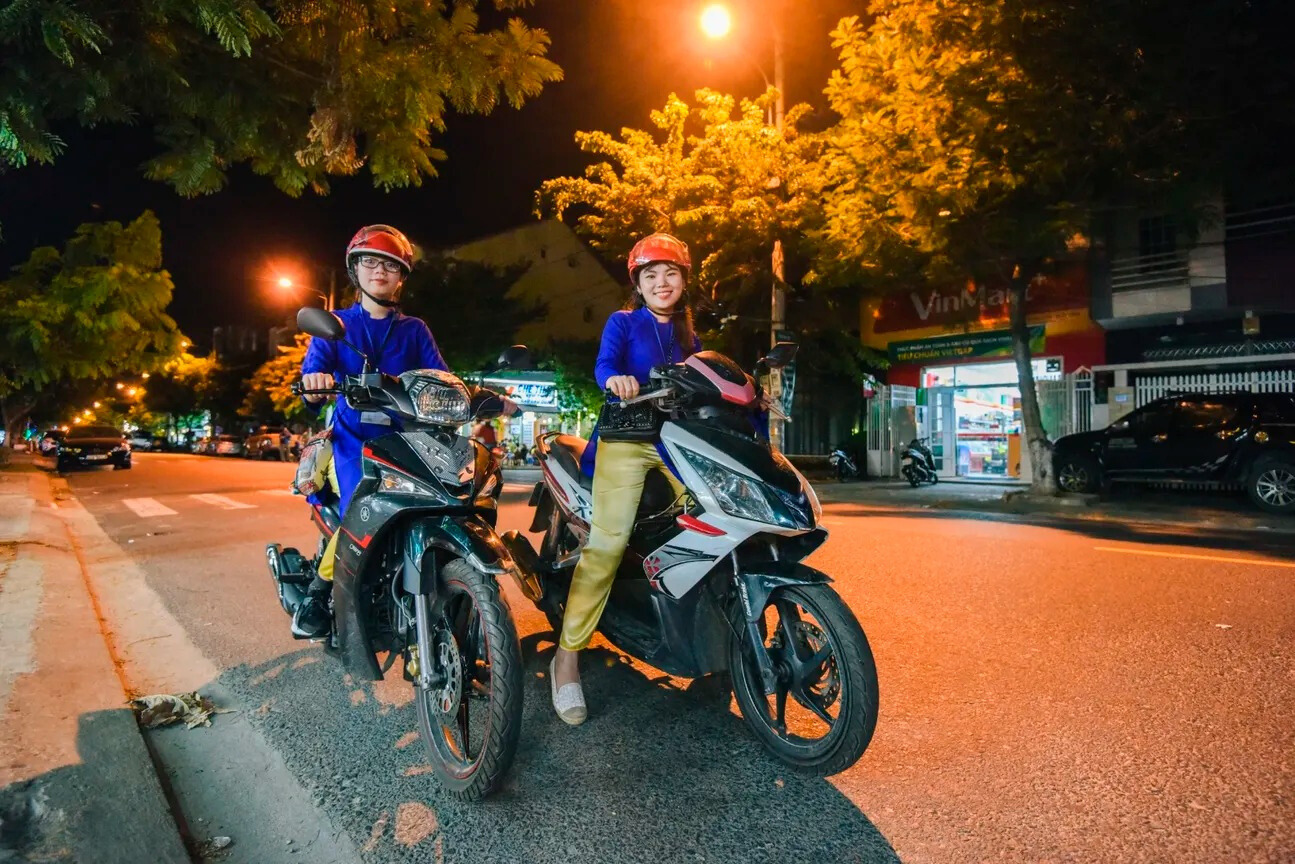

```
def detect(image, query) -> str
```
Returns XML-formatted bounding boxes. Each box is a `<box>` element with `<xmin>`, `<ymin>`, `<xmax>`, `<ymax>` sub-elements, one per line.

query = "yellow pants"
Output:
<box><xmin>559</xmin><ymin>440</ymin><xmax>684</xmax><ymax>651</ymax></box>
<box><xmin>317</xmin><ymin>460</ymin><xmax>342</xmax><ymax>582</ymax></box>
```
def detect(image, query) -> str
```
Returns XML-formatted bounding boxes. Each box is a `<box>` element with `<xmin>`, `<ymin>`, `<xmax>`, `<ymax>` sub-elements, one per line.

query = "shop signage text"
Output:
<box><xmin>889</xmin><ymin>326</ymin><xmax>1045</xmax><ymax>364</ymax></box>
<box><xmin>873</xmin><ymin>267</ymin><xmax>1087</xmax><ymax>334</ymax></box>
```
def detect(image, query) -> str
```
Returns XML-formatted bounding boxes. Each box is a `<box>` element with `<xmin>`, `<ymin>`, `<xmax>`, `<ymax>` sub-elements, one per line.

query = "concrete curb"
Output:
<box><xmin>0</xmin><ymin>461</ymin><xmax>190</xmax><ymax>864</ymax></box>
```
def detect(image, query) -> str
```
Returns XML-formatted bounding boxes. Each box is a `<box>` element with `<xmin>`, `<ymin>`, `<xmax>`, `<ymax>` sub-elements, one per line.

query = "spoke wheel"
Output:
<box><xmin>729</xmin><ymin>582</ymin><xmax>878</xmax><ymax>776</ymax></box>
<box><xmin>414</xmin><ymin>559</ymin><xmax>523</xmax><ymax>800</ymax></box>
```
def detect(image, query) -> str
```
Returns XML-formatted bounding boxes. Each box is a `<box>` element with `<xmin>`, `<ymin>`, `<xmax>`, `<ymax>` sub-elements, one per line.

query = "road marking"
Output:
<box><xmin>121</xmin><ymin>497</ymin><xmax>179</xmax><ymax>518</ymax></box>
<box><xmin>1093</xmin><ymin>545</ymin><xmax>1295</xmax><ymax>569</ymax></box>
<box><xmin>257</xmin><ymin>489</ymin><xmax>297</xmax><ymax>496</ymax></box>
<box><xmin>189</xmin><ymin>494</ymin><xmax>257</xmax><ymax>510</ymax></box>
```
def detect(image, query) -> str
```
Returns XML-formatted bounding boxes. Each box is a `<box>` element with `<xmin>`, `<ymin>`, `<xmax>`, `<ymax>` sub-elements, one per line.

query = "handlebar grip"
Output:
<box><xmin>292</xmin><ymin>381</ymin><xmax>338</xmax><ymax>397</ymax></box>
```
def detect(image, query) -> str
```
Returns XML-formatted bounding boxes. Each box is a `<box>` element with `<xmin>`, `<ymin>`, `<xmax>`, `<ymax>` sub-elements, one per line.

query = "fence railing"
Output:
<box><xmin>1133</xmin><ymin>369</ymin><xmax>1295</xmax><ymax>406</ymax></box>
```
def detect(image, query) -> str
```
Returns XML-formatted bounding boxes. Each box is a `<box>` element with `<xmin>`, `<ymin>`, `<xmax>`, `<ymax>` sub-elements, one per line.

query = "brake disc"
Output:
<box><xmin>433</xmin><ymin>630</ymin><xmax>463</xmax><ymax>716</ymax></box>
<box><xmin>795</xmin><ymin>621</ymin><xmax>841</xmax><ymax>708</ymax></box>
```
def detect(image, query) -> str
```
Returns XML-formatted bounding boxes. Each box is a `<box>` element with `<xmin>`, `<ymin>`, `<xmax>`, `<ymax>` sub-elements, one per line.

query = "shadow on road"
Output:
<box><xmin>0</xmin><ymin>710</ymin><xmax>188</xmax><ymax>864</ymax></box>
<box><xmin>220</xmin><ymin>634</ymin><xmax>899</xmax><ymax>864</ymax></box>
<box><xmin>831</xmin><ymin>503</ymin><xmax>1295</xmax><ymax>561</ymax></box>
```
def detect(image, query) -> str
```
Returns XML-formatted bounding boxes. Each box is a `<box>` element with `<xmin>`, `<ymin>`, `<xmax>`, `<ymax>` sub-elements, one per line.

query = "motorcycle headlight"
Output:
<box><xmin>400</xmin><ymin>371</ymin><xmax>471</xmax><ymax>425</ymax></box>
<box><xmin>677</xmin><ymin>447</ymin><xmax>780</xmax><ymax>524</ymax></box>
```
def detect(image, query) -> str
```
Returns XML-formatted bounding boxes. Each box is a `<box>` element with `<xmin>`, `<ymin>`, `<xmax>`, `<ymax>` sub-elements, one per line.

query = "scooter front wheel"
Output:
<box><xmin>729</xmin><ymin>582</ymin><xmax>879</xmax><ymax>776</ymax></box>
<box><xmin>413</xmin><ymin>559</ymin><xmax>524</xmax><ymax>801</ymax></box>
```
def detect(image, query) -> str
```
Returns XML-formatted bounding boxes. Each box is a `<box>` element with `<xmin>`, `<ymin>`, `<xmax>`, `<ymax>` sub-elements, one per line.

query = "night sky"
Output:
<box><xmin>0</xmin><ymin>1</ymin><xmax>863</xmax><ymax>344</ymax></box>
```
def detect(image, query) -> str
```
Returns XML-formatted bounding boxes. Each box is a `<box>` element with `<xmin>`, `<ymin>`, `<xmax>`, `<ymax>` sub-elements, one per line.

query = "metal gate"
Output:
<box><xmin>864</xmin><ymin>385</ymin><xmax>917</xmax><ymax>477</ymax></box>
<box><xmin>1038</xmin><ymin>370</ymin><xmax>1093</xmax><ymax>439</ymax></box>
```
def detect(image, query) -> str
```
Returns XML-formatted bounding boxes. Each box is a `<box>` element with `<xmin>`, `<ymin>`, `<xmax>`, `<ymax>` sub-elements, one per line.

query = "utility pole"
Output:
<box><xmin>768</xmin><ymin>1</ymin><xmax>788</xmax><ymax>451</ymax></box>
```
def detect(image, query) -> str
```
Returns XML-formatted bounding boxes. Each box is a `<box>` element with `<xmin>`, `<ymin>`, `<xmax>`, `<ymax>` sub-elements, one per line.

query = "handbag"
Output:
<box><xmin>293</xmin><ymin>429</ymin><xmax>333</xmax><ymax>496</ymax></box>
<box><xmin>596</xmin><ymin>398</ymin><xmax>662</xmax><ymax>442</ymax></box>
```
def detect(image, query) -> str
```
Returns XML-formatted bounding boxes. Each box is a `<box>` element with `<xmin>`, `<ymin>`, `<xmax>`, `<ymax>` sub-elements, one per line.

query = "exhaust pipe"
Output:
<box><xmin>499</xmin><ymin>530</ymin><xmax>544</xmax><ymax>602</ymax></box>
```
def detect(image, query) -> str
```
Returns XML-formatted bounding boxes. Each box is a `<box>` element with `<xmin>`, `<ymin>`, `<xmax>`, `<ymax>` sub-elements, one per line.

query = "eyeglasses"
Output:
<box><xmin>356</xmin><ymin>255</ymin><xmax>404</xmax><ymax>273</ymax></box>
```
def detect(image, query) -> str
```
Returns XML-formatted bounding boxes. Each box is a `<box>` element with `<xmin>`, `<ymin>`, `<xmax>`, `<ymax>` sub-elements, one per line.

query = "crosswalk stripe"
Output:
<box><xmin>189</xmin><ymin>494</ymin><xmax>257</xmax><ymax>511</ymax></box>
<box><xmin>257</xmin><ymin>488</ymin><xmax>297</xmax><ymax>496</ymax></box>
<box><xmin>122</xmin><ymin>498</ymin><xmax>179</xmax><ymax>518</ymax></box>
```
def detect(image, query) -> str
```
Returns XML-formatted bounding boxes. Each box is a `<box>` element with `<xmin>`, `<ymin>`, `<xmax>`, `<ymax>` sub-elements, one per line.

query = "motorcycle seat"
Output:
<box><xmin>548</xmin><ymin>434</ymin><xmax>593</xmax><ymax>491</ymax></box>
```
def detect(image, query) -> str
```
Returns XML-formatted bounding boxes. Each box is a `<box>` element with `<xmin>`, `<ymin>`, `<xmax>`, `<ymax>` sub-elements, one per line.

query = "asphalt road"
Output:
<box><xmin>62</xmin><ymin>453</ymin><xmax>1295</xmax><ymax>863</ymax></box>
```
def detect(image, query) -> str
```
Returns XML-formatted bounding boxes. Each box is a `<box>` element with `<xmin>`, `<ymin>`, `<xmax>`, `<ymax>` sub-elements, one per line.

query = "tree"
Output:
<box><xmin>399</xmin><ymin>254</ymin><xmax>543</xmax><ymax>373</ymax></box>
<box><xmin>2</xmin><ymin>0</ymin><xmax>562</xmax><ymax>196</ymax></box>
<box><xmin>242</xmin><ymin>334</ymin><xmax>312</xmax><ymax>424</ymax></box>
<box><xmin>543</xmin><ymin>338</ymin><xmax>603</xmax><ymax>428</ymax></box>
<box><xmin>145</xmin><ymin>351</ymin><xmax>223</xmax><ymax>432</ymax></box>
<box><xmin>817</xmin><ymin>2</ymin><xmax>1292</xmax><ymax>493</ymax></box>
<box><xmin>0</xmin><ymin>211</ymin><xmax>184</xmax><ymax>453</ymax></box>
<box><xmin>536</xmin><ymin>89</ymin><xmax>857</xmax><ymax>368</ymax></box>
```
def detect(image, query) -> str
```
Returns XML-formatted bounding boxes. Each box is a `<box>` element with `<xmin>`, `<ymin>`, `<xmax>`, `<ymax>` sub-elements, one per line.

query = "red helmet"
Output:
<box><xmin>627</xmin><ymin>233</ymin><xmax>691</xmax><ymax>283</ymax></box>
<box><xmin>346</xmin><ymin>224</ymin><xmax>414</xmax><ymax>274</ymax></box>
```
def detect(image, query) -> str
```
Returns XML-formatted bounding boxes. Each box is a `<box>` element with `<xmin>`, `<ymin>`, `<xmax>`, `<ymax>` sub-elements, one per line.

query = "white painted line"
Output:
<box><xmin>257</xmin><ymin>488</ymin><xmax>296</xmax><ymax>496</ymax></box>
<box><xmin>121</xmin><ymin>497</ymin><xmax>179</xmax><ymax>518</ymax></box>
<box><xmin>1093</xmin><ymin>545</ymin><xmax>1295</xmax><ymax>569</ymax></box>
<box><xmin>189</xmin><ymin>493</ymin><xmax>257</xmax><ymax>510</ymax></box>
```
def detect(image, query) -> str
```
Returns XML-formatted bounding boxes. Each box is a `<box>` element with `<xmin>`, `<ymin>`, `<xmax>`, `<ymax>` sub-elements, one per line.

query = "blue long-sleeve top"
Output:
<box><xmin>301</xmin><ymin>304</ymin><xmax>447</xmax><ymax>515</ymax></box>
<box><xmin>581</xmin><ymin>306</ymin><xmax>702</xmax><ymax>476</ymax></box>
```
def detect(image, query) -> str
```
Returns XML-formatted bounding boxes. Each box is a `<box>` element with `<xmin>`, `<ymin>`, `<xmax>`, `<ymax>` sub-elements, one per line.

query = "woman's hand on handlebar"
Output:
<box><xmin>300</xmin><ymin>372</ymin><xmax>336</xmax><ymax>404</ymax></box>
<box><xmin>606</xmin><ymin>375</ymin><xmax>639</xmax><ymax>400</ymax></box>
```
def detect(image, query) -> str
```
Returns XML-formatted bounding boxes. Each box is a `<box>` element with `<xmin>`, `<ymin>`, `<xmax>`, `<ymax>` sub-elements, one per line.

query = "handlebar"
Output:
<box><xmin>290</xmin><ymin>381</ymin><xmax>341</xmax><ymax>398</ymax></box>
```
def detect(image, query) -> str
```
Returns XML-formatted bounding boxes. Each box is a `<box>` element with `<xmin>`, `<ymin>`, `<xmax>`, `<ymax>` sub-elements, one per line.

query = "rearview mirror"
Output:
<box><xmin>297</xmin><ymin>307</ymin><xmax>346</xmax><ymax>341</ymax></box>
<box><xmin>763</xmin><ymin>341</ymin><xmax>799</xmax><ymax>370</ymax></box>
<box><xmin>496</xmin><ymin>345</ymin><xmax>532</xmax><ymax>371</ymax></box>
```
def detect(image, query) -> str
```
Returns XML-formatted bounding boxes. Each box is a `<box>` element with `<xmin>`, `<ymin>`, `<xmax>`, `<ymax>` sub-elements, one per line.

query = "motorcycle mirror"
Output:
<box><xmin>496</xmin><ymin>345</ymin><xmax>532</xmax><ymax>371</ymax></box>
<box><xmin>297</xmin><ymin>307</ymin><xmax>347</xmax><ymax>341</ymax></box>
<box><xmin>762</xmin><ymin>341</ymin><xmax>799</xmax><ymax>370</ymax></box>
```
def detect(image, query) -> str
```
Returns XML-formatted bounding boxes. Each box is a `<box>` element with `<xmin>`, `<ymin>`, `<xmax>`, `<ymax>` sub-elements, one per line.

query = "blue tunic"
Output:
<box><xmin>301</xmin><ymin>304</ymin><xmax>448</xmax><ymax>515</ymax></box>
<box><xmin>581</xmin><ymin>306</ymin><xmax>702</xmax><ymax>476</ymax></box>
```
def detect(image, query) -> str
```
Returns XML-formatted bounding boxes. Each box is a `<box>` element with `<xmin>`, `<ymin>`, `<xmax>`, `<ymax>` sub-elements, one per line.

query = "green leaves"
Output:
<box><xmin>2</xmin><ymin>0</ymin><xmax>563</xmax><ymax>194</ymax></box>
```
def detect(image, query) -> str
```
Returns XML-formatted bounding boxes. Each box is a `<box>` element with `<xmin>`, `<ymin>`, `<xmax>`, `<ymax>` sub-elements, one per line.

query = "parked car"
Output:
<box><xmin>244</xmin><ymin>425</ymin><xmax>290</xmax><ymax>460</ymax></box>
<box><xmin>213</xmin><ymin>434</ymin><xmax>245</xmax><ymax>457</ymax></box>
<box><xmin>1052</xmin><ymin>392</ymin><xmax>1295</xmax><ymax>512</ymax></box>
<box><xmin>56</xmin><ymin>425</ymin><xmax>131</xmax><ymax>471</ymax></box>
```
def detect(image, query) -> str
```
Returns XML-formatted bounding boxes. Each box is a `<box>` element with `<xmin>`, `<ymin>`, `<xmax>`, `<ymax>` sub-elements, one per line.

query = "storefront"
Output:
<box><xmin>861</xmin><ymin>266</ymin><xmax>1106</xmax><ymax>480</ymax></box>
<box><xmin>476</xmin><ymin>372</ymin><xmax>591</xmax><ymax>455</ymax></box>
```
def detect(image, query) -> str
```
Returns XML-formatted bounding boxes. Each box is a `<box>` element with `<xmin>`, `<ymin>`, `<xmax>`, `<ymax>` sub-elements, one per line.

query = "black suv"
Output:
<box><xmin>1053</xmin><ymin>392</ymin><xmax>1295</xmax><ymax>513</ymax></box>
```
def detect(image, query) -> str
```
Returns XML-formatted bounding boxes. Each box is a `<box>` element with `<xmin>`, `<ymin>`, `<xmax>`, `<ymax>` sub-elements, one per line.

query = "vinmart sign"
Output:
<box><xmin>872</xmin><ymin>267</ymin><xmax>1087</xmax><ymax>334</ymax></box>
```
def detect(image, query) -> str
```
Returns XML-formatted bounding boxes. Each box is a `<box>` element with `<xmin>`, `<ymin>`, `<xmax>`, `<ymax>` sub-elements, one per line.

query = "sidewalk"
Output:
<box><xmin>816</xmin><ymin>476</ymin><xmax>1295</xmax><ymax>535</ymax></box>
<box><xmin>0</xmin><ymin>453</ymin><xmax>188</xmax><ymax>863</ymax></box>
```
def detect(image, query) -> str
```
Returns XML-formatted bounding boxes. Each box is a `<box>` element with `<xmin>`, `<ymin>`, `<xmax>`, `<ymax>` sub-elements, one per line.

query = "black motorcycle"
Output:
<box><xmin>900</xmin><ymin>437</ymin><xmax>938</xmax><ymax>486</ymax></box>
<box><xmin>265</xmin><ymin>308</ymin><xmax>531</xmax><ymax>800</ymax></box>
<box><xmin>828</xmin><ymin>446</ymin><xmax>861</xmax><ymax>482</ymax></box>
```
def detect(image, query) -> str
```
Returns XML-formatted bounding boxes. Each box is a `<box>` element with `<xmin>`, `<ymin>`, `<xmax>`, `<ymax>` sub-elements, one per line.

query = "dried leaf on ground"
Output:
<box><xmin>128</xmin><ymin>691</ymin><xmax>230</xmax><ymax>729</ymax></box>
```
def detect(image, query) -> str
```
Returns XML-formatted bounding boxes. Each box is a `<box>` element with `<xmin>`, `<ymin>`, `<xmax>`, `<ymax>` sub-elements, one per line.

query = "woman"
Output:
<box><xmin>293</xmin><ymin>224</ymin><xmax>448</xmax><ymax>639</ymax></box>
<box><xmin>551</xmin><ymin>232</ymin><xmax>701</xmax><ymax>725</ymax></box>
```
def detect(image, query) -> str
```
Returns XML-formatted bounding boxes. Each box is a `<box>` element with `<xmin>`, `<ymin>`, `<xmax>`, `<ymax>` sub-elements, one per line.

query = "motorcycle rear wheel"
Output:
<box><xmin>729</xmin><ymin>583</ymin><xmax>878</xmax><ymax>776</ymax></box>
<box><xmin>414</xmin><ymin>559</ymin><xmax>524</xmax><ymax>801</ymax></box>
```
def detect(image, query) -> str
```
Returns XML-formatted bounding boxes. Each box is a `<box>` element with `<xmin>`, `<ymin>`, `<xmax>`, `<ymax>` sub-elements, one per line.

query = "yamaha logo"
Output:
<box><xmin>359</xmin><ymin>505</ymin><xmax>371</xmax><ymax>522</ymax></box>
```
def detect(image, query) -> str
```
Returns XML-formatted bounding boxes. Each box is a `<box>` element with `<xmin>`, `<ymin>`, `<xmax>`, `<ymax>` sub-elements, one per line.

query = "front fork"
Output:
<box><xmin>413</xmin><ymin>594</ymin><xmax>437</xmax><ymax>691</ymax></box>
<box><xmin>733</xmin><ymin>552</ymin><xmax>779</xmax><ymax>696</ymax></box>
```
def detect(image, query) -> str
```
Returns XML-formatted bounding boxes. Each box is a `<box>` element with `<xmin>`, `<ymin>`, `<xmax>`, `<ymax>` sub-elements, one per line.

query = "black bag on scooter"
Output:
<box><xmin>596</xmin><ymin>399</ymin><xmax>662</xmax><ymax>443</ymax></box>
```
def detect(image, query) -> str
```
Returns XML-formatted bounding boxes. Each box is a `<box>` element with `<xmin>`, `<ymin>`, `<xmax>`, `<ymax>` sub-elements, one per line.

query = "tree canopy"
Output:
<box><xmin>0</xmin><ymin>211</ymin><xmax>185</xmax><ymax>444</ymax></box>
<box><xmin>1</xmin><ymin>0</ymin><xmax>563</xmax><ymax>195</ymax></box>
<box><xmin>242</xmin><ymin>334</ymin><xmax>311</xmax><ymax>424</ymax></box>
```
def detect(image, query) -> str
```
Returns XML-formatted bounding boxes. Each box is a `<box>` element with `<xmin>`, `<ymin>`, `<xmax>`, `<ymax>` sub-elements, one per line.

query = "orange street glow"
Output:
<box><xmin>700</xmin><ymin>4</ymin><xmax>732</xmax><ymax>39</ymax></box>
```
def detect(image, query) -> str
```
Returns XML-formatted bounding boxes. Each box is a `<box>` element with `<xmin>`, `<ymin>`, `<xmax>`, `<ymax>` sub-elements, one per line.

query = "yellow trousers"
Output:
<box><xmin>317</xmin><ymin>460</ymin><xmax>342</xmax><ymax>582</ymax></box>
<box><xmin>559</xmin><ymin>440</ymin><xmax>684</xmax><ymax>651</ymax></box>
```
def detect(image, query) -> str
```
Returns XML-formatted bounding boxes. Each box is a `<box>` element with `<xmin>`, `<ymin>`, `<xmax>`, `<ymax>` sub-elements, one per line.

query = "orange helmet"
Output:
<box><xmin>627</xmin><ymin>233</ymin><xmax>691</xmax><ymax>283</ymax></box>
<box><xmin>346</xmin><ymin>224</ymin><xmax>414</xmax><ymax>274</ymax></box>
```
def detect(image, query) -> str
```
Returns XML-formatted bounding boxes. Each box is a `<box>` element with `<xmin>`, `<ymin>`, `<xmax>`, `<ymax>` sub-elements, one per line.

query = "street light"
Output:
<box><xmin>274</xmin><ymin>264</ymin><xmax>336</xmax><ymax>311</ymax></box>
<box><xmin>698</xmin><ymin>0</ymin><xmax>789</xmax><ymax>450</ymax></box>
<box><xmin>700</xmin><ymin>4</ymin><xmax>732</xmax><ymax>39</ymax></box>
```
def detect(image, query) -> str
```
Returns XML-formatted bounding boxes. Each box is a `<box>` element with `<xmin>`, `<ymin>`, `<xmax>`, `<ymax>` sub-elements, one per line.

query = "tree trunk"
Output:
<box><xmin>0</xmin><ymin>396</ymin><xmax>35</xmax><ymax>465</ymax></box>
<box><xmin>1008</xmin><ymin>273</ymin><xmax>1054</xmax><ymax>495</ymax></box>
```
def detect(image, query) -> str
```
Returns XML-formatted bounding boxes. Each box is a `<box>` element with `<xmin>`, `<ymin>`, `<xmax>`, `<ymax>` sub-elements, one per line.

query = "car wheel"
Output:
<box><xmin>114</xmin><ymin>461</ymin><xmax>132</xmax><ymax>471</ymax></box>
<box><xmin>1055</xmin><ymin>454</ymin><xmax>1099</xmax><ymax>494</ymax></box>
<box><xmin>1248</xmin><ymin>455</ymin><xmax>1295</xmax><ymax>514</ymax></box>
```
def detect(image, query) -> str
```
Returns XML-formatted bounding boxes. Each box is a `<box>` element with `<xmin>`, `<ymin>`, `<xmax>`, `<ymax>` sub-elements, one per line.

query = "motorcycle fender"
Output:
<box><xmin>400</xmin><ymin>515</ymin><xmax>515</xmax><ymax>596</ymax></box>
<box><xmin>735</xmin><ymin>562</ymin><xmax>833</xmax><ymax>622</ymax></box>
<box><xmin>528</xmin><ymin>482</ymin><xmax>553</xmax><ymax>533</ymax></box>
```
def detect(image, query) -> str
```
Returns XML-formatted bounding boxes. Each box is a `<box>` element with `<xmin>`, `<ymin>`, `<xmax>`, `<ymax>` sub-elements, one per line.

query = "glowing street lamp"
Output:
<box><xmin>278</xmin><ymin>276</ymin><xmax>294</xmax><ymax>288</ymax></box>
<box><xmin>93</xmin><ymin>401</ymin><xmax>101</xmax><ymax>408</ymax></box>
<box><xmin>116</xmin><ymin>382</ymin><xmax>124</xmax><ymax>390</ymax></box>
<box><xmin>700</xmin><ymin>4</ymin><xmax>732</xmax><ymax>39</ymax></box>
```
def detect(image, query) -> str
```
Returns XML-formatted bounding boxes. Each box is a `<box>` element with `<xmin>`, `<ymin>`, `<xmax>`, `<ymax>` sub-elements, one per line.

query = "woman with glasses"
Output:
<box><xmin>292</xmin><ymin>224</ymin><xmax>448</xmax><ymax>639</ymax></box>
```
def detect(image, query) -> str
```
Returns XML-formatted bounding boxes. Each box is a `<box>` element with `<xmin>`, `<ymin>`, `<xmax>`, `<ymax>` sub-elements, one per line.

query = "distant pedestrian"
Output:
<box><xmin>278</xmin><ymin>427</ymin><xmax>291</xmax><ymax>461</ymax></box>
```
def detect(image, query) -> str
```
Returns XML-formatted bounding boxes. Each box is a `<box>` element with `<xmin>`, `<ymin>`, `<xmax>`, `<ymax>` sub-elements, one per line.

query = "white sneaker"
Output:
<box><xmin>549</xmin><ymin>656</ymin><xmax>587</xmax><ymax>726</ymax></box>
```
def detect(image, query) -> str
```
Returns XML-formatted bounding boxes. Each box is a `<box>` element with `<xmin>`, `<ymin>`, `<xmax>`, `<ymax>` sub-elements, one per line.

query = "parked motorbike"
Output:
<box><xmin>900</xmin><ymin>437</ymin><xmax>938</xmax><ymax>486</ymax></box>
<box><xmin>501</xmin><ymin>345</ymin><xmax>879</xmax><ymax>776</ymax></box>
<box><xmin>828</xmin><ymin>446</ymin><xmax>860</xmax><ymax>482</ymax></box>
<box><xmin>265</xmin><ymin>308</ymin><xmax>529</xmax><ymax>800</ymax></box>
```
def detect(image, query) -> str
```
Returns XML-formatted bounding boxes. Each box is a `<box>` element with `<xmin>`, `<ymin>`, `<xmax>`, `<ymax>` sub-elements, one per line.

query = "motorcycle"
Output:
<box><xmin>828</xmin><ymin>446</ymin><xmax>860</xmax><ymax>482</ymax></box>
<box><xmin>501</xmin><ymin>344</ymin><xmax>879</xmax><ymax>776</ymax></box>
<box><xmin>265</xmin><ymin>308</ymin><xmax>531</xmax><ymax>800</ymax></box>
<box><xmin>900</xmin><ymin>437</ymin><xmax>938</xmax><ymax>486</ymax></box>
